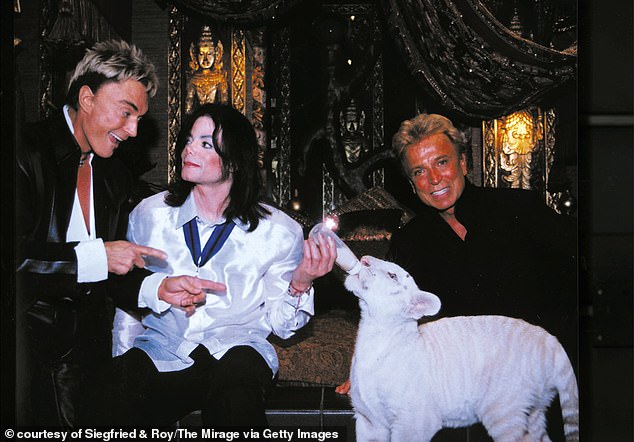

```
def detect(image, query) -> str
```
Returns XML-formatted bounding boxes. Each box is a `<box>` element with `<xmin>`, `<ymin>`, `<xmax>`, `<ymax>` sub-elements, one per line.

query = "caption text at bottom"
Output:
<box><xmin>4</xmin><ymin>428</ymin><xmax>343</xmax><ymax>442</ymax></box>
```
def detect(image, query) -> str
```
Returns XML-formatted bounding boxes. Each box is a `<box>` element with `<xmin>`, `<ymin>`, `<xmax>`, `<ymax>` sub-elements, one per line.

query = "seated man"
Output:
<box><xmin>339</xmin><ymin>113</ymin><xmax>576</xmax><ymax>441</ymax></box>
<box><xmin>89</xmin><ymin>103</ymin><xmax>336</xmax><ymax>427</ymax></box>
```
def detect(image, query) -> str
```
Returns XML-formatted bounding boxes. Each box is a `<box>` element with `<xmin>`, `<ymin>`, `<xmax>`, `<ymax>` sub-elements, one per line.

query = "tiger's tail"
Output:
<box><xmin>552</xmin><ymin>337</ymin><xmax>579</xmax><ymax>442</ymax></box>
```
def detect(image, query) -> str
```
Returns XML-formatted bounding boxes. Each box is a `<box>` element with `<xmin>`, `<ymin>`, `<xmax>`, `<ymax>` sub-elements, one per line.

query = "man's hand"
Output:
<box><xmin>105</xmin><ymin>240</ymin><xmax>168</xmax><ymax>275</ymax></box>
<box><xmin>335</xmin><ymin>378</ymin><xmax>351</xmax><ymax>395</ymax></box>
<box><xmin>158</xmin><ymin>275</ymin><xmax>227</xmax><ymax>316</ymax></box>
<box><xmin>290</xmin><ymin>234</ymin><xmax>337</xmax><ymax>292</ymax></box>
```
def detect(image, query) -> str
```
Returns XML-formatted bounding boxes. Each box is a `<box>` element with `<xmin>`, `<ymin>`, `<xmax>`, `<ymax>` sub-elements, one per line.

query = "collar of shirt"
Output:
<box><xmin>63</xmin><ymin>105</ymin><xmax>94</xmax><ymax>165</ymax></box>
<box><xmin>175</xmin><ymin>192</ymin><xmax>250</xmax><ymax>232</ymax></box>
<box><xmin>63</xmin><ymin>105</ymin><xmax>74</xmax><ymax>135</ymax></box>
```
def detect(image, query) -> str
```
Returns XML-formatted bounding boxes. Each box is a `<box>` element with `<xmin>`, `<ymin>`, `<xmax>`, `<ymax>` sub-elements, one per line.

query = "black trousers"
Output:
<box><xmin>88</xmin><ymin>345</ymin><xmax>273</xmax><ymax>427</ymax></box>
<box><xmin>18</xmin><ymin>295</ymin><xmax>111</xmax><ymax>428</ymax></box>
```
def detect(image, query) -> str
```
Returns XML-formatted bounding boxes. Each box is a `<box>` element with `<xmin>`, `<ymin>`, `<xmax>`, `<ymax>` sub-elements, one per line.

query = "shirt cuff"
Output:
<box><xmin>138</xmin><ymin>272</ymin><xmax>172</xmax><ymax>314</ymax></box>
<box><xmin>75</xmin><ymin>239</ymin><xmax>108</xmax><ymax>283</ymax></box>
<box><xmin>285</xmin><ymin>286</ymin><xmax>315</xmax><ymax>315</ymax></box>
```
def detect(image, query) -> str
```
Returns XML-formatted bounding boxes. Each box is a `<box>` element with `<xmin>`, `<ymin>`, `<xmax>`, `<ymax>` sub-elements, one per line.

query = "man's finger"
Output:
<box><xmin>133</xmin><ymin>256</ymin><xmax>146</xmax><ymax>268</ymax></box>
<box><xmin>190</xmin><ymin>293</ymin><xmax>207</xmax><ymax>304</ymax></box>
<box><xmin>136</xmin><ymin>245</ymin><xmax>168</xmax><ymax>261</ymax></box>
<box><xmin>195</xmin><ymin>278</ymin><xmax>227</xmax><ymax>294</ymax></box>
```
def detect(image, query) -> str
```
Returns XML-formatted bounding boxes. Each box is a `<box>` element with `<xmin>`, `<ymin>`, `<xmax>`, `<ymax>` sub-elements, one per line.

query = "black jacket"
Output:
<box><xmin>16</xmin><ymin>113</ymin><xmax>146</xmax><ymax>315</ymax></box>
<box><xmin>389</xmin><ymin>182</ymin><xmax>577</xmax><ymax>359</ymax></box>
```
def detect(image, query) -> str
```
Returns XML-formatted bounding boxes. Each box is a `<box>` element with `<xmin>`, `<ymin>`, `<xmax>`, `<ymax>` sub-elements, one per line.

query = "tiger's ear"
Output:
<box><xmin>404</xmin><ymin>290</ymin><xmax>441</xmax><ymax>319</ymax></box>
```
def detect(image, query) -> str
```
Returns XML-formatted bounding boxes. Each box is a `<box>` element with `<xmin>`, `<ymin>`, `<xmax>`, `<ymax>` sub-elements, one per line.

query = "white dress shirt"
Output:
<box><xmin>121</xmin><ymin>191</ymin><xmax>314</xmax><ymax>375</ymax></box>
<box><xmin>63</xmin><ymin>105</ymin><xmax>108</xmax><ymax>282</ymax></box>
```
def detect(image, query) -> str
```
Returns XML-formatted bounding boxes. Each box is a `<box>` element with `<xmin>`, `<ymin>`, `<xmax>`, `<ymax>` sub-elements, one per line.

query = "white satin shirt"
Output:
<box><xmin>124</xmin><ymin>191</ymin><xmax>314</xmax><ymax>374</ymax></box>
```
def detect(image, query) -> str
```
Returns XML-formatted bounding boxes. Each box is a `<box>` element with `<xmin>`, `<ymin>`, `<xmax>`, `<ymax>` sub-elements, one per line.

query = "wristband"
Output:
<box><xmin>288</xmin><ymin>280</ymin><xmax>312</xmax><ymax>297</ymax></box>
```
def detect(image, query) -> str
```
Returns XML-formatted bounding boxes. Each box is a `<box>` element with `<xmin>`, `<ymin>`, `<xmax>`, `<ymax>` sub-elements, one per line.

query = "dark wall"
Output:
<box><xmin>130</xmin><ymin>0</ymin><xmax>170</xmax><ymax>188</ymax></box>
<box><xmin>578</xmin><ymin>0</ymin><xmax>633</xmax><ymax>439</ymax></box>
<box><xmin>578</xmin><ymin>0</ymin><xmax>633</xmax><ymax>343</ymax></box>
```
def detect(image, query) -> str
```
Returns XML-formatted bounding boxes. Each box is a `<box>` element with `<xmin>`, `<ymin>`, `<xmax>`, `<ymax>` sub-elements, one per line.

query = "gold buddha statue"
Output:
<box><xmin>185</xmin><ymin>25</ymin><xmax>228</xmax><ymax>113</ymax></box>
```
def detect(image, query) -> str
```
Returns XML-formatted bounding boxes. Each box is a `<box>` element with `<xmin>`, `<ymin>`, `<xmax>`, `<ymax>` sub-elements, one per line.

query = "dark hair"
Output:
<box><xmin>165</xmin><ymin>103</ymin><xmax>270</xmax><ymax>231</ymax></box>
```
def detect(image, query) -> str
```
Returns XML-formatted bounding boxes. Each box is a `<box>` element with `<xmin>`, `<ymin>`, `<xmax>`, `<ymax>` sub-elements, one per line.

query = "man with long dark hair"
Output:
<box><xmin>92</xmin><ymin>103</ymin><xmax>336</xmax><ymax>427</ymax></box>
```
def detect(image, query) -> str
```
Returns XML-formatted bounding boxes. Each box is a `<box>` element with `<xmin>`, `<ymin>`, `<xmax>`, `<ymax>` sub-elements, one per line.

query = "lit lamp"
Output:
<box><xmin>498</xmin><ymin>109</ymin><xmax>543</xmax><ymax>189</ymax></box>
<box><xmin>290</xmin><ymin>189</ymin><xmax>301</xmax><ymax>212</ymax></box>
<box><xmin>483</xmin><ymin>107</ymin><xmax>574</xmax><ymax>214</ymax></box>
<box><xmin>483</xmin><ymin>107</ymin><xmax>545</xmax><ymax>191</ymax></box>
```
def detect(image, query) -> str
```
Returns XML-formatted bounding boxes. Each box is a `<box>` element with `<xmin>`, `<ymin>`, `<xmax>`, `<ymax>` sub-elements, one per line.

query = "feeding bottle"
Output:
<box><xmin>309</xmin><ymin>222</ymin><xmax>362</xmax><ymax>274</ymax></box>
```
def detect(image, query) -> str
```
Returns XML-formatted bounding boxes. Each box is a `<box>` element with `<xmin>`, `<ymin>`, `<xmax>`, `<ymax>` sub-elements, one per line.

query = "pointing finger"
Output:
<box><xmin>135</xmin><ymin>245</ymin><xmax>168</xmax><ymax>261</ymax></box>
<box><xmin>195</xmin><ymin>278</ymin><xmax>227</xmax><ymax>294</ymax></box>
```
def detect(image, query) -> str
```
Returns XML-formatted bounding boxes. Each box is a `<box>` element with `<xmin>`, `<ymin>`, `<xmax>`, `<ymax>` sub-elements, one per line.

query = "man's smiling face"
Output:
<box><xmin>404</xmin><ymin>132</ymin><xmax>467</xmax><ymax>216</ymax></box>
<box><xmin>75</xmin><ymin>78</ymin><xmax>149</xmax><ymax>158</ymax></box>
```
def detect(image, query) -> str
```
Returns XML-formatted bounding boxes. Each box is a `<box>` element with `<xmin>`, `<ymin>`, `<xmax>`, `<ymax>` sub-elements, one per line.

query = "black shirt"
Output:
<box><xmin>388</xmin><ymin>182</ymin><xmax>577</xmax><ymax>359</ymax></box>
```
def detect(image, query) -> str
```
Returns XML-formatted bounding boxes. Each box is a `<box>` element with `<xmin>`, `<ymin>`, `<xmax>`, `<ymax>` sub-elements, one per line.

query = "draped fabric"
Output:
<box><xmin>382</xmin><ymin>0</ymin><xmax>576</xmax><ymax>120</ymax></box>
<box><xmin>163</xmin><ymin>0</ymin><xmax>576</xmax><ymax>120</ymax></box>
<box><xmin>164</xmin><ymin>0</ymin><xmax>304</xmax><ymax>25</ymax></box>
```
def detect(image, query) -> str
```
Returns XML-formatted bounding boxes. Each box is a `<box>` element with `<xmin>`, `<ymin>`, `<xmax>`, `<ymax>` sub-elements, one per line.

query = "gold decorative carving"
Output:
<box><xmin>482</xmin><ymin>119</ymin><xmax>498</xmax><ymax>188</ymax></box>
<box><xmin>185</xmin><ymin>25</ymin><xmax>229</xmax><ymax>113</ymax></box>
<box><xmin>167</xmin><ymin>5</ymin><xmax>184</xmax><ymax>184</ymax></box>
<box><xmin>498</xmin><ymin>109</ymin><xmax>543</xmax><ymax>189</ymax></box>
<box><xmin>543</xmin><ymin>108</ymin><xmax>558</xmax><ymax>210</ymax></box>
<box><xmin>231</xmin><ymin>29</ymin><xmax>246</xmax><ymax>114</ymax></box>
<box><xmin>252</xmin><ymin>29</ymin><xmax>267</xmax><ymax>169</ymax></box>
<box><xmin>482</xmin><ymin>107</ymin><xmax>558</xmax><ymax>207</ymax></box>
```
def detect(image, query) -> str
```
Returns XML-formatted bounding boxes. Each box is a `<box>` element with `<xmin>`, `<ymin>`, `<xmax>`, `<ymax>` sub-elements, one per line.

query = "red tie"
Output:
<box><xmin>77</xmin><ymin>158</ymin><xmax>92</xmax><ymax>234</ymax></box>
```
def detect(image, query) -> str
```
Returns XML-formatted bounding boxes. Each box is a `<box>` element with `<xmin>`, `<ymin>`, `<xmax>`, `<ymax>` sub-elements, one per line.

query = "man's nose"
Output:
<box><xmin>123</xmin><ymin>119</ymin><xmax>139</xmax><ymax>138</ymax></box>
<box><xmin>428</xmin><ymin>168</ymin><xmax>441</xmax><ymax>184</ymax></box>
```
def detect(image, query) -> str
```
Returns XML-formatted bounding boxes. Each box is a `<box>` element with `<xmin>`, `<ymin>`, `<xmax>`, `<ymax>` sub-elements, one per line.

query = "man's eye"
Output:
<box><xmin>202</xmin><ymin>141</ymin><xmax>214</xmax><ymax>150</ymax></box>
<box><xmin>412</xmin><ymin>169</ymin><xmax>424</xmax><ymax>177</ymax></box>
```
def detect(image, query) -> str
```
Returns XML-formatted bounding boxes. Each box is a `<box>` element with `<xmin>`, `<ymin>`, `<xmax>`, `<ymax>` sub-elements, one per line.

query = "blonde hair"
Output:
<box><xmin>66</xmin><ymin>40</ymin><xmax>158</xmax><ymax>108</ymax></box>
<box><xmin>392</xmin><ymin>113</ymin><xmax>466</xmax><ymax>168</ymax></box>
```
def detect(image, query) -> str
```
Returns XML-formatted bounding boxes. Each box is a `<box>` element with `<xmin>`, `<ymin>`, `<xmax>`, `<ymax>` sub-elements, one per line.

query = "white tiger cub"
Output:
<box><xmin>344</xmin><ymin>255</ymin><xmax>579</xmax><ymax>442</ymax></box>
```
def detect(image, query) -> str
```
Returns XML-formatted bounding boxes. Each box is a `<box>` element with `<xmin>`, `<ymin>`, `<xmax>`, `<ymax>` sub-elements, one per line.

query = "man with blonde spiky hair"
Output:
<box><xmin>16</xmin><ymin>40</ymin><xmax>172</xmax><ymax>427</ymax></box>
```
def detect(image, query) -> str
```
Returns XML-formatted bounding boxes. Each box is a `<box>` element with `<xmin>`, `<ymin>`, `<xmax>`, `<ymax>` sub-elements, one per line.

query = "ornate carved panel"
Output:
<box><xmin>269</xmin><ymin>26</ymin><xmax>292</xmax><ymax>207</ymax></box>
<box><xmin>482</xmin><ymin>107</ymin><xmax>560</xmax><ymax>210</ymax></box>
<box><xmin>230</xmin><ymin>29</ymin><xmax>246</xmax><ymax>114</ymax></box>
<box><xmin>167</xmin><ymin>7</ymin><xmax>268</xmax><ymax>185</ymax></box>
<box><xmin>167</xmin><ymin>5</ymin><xmax>184</xmax><ymax>183</ymax></box>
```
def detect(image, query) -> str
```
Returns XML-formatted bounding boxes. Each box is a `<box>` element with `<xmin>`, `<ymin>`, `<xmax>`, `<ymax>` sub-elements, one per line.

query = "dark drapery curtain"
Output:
<box><xmin>382</xmin><ymin>0</ymin><xmax>576</xmax><ymax>120</ymax></box>
<box><xmin>162</xmin><ymin>0</ymin><xmax>576</xmax><ymax>121</ymax></box>
<box><xmin>163</xmin><ymin>0</ymin><xmax>305</xmax><ymax>24</ymax></box>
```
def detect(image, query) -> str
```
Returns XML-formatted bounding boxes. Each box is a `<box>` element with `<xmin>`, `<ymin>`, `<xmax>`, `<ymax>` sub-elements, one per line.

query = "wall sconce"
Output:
<box><xmin>483</xmin><ymin>107</ymin><xmax>573</xmax><ymax>214</ymax></box>
<box><xmin>483</xmin><ymin>107</ymin><xmax>554</xmax><ymax>190</ymax></box>
<box><xmin>498</xmin><ymin>108</ymin><xmax>543</xmax><ymax>189</ymax></box>
<box><xmin>290</xmin><ymin>189</ymin><xmax>302</xmax><ymax>212</ymax></box>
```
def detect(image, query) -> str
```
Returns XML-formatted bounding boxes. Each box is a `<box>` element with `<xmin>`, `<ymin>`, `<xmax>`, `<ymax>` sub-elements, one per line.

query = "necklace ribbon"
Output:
<box><xmin>183</xmin><ymin>218</ymin><xmax>236</xmax><ymax>268</ymax></box>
